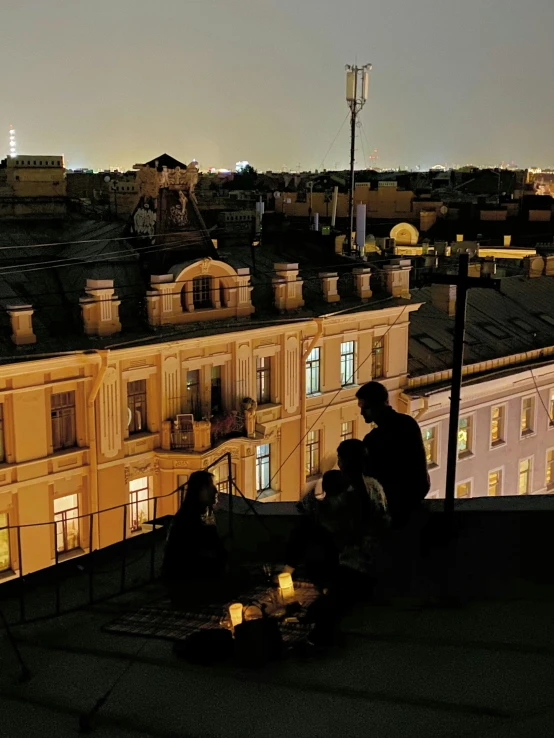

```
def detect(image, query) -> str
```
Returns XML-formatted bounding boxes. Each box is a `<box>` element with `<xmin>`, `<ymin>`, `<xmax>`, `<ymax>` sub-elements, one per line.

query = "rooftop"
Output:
<box><xmin>1</xmin><ymin>496</ymin><xmax>553</xmax><ymax>737</ymax></box>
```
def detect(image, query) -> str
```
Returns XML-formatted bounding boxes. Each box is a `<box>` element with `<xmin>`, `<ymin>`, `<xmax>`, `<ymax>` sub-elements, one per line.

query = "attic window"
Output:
<box><xmin>512</xmin><ymin>318</ymin><xmax>533</xmax><ymax>332</ymax></box>
<box><xmin>192</xmin><ymin>276</ymin><xmax>212</xmax><ymax>309</ymax></box>
<box><xmin>538</xmin><ymin>314</ymin><xmax>554</xmax><ymax>328</ymax></box>
<box><xmin>416</xmin><ymin>335</ymin><xmax>445</xmax><ymax>352</ymax></box>
<box><xmin>480</xmin><ymin>323</ymin><xmax>509</xmax><ymax>339</ymax></box>
<box><xmin>447</xmin><ymin>327</ymin><xmax>479</xmax><ymax>345</ymax></box>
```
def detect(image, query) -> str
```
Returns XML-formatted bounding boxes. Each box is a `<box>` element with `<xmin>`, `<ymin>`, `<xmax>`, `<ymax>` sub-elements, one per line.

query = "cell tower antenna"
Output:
<box><xmin>9</xmin><ymin>125</ymin><xmax>17</xmax><ymax>158</ymax></box>
<box><xmin>345</xmin><ymin>63</ymin><xmax>372</xmax><ymax>254</ymax></box>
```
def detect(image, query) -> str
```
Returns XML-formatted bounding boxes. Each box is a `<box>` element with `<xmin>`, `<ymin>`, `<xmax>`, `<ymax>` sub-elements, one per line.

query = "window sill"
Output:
<box><xmin>426</xmin><ymin>463</ymin><xmax>439</xmax><ymax>470</ymax></box>
<box><xmin>490</xmin><ymin>440</ymin><xmax>506</xmax><ymax>450</ymax></box>
<box><xmin>57</xmin><ymin>547</ymin><xmax>85</xmax><ymax>563</ymax></box>
<box><xmin>127</xmin><ymin>431</ymin><xmax>152</xmax><ymax>440</ymax></box>
<box><xmin>257</xmin><ymin>488</ymin><xmax>280</xmax><ymax>502</ymax></box>
<box><xmin>306</xmin><ymin>392</ymin><xmax>322</xmax><ymax>399</ymax></box>
<box><xmin>0</xmin><ymin>568</ymin><xmax>19</xmax><ymax>583</ymax></box>
<box><xmin>520</xmin><ymin>431</ymin><xmax>536</xmax><ymax>440</ymax></box>
<box><xmin>457</xmin><ymin>451</ymin><xmax>474</xmax><ymax>461</ymax></box>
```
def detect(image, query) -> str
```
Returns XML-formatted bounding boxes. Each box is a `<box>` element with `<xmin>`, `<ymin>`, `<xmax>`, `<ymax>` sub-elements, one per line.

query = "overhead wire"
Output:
<box><xmin>319</xmin><ymin>112</ymin><xmax>350</xmax><ymax>171</ymax></box>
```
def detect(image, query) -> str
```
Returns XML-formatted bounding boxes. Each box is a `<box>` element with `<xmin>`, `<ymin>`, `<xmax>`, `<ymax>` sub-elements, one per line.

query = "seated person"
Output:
<box><xmin>162</xmin><ymin>471</ymin><xmax>227</xmax><ymax>607</ymax></box>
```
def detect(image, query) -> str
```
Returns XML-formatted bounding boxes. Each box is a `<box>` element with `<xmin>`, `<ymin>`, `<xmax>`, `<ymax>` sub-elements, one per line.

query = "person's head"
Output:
<box><xmin>356</xmin><ymin>381</ymin><xmax>389</xmax><ymax>425</ymax></box>
<box><xmin>321</xmin><ymin>470</ymin><xmax>346</xmax><ymax>499</ymax></box>
<box><xmin>183</xmin><ymin>471</ymin><xmax>217</xmax><ymax>512</ymax></box>
<box><xmin>337</xmin><ymin>439</ymin><xmax>366</xmax><ymax>478</ymax></box>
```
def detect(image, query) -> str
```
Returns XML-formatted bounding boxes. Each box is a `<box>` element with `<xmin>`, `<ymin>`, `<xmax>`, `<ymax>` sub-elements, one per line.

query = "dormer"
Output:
<box><xmin>146</xmin><ymin>257</ymin><xmax>254</xmax><ymax>327</ymax></box>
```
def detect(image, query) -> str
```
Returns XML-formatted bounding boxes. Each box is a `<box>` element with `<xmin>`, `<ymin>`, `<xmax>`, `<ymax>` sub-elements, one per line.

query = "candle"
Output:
<box><xmin>278</xmin><ymin>572</ymin><xmax>295</xmax><ymax>602</ymax></box>
<box><xmin>229</xmin><ymin>603</ymin><xmax>243</xmax><ymax>627</ymax></box>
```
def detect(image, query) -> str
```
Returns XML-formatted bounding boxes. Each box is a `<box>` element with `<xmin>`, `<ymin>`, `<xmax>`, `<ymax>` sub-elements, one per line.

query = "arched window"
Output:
<box><xmin>192</xmin><ymin>276</ymin><xmax>212</xmax><ymax>309</ymax></box>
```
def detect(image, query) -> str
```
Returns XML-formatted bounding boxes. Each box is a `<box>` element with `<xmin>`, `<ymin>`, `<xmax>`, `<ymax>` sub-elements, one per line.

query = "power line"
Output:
<box><xmin>319</xmin><ymin>112</ymin><xmax>350</xmax><ymax>171</ymax></box>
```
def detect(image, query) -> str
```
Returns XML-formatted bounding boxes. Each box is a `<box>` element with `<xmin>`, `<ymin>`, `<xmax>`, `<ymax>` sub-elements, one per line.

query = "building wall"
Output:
<box><xmin>0</xmin><ymin>304</ymin><xmax>412</xmax><ymax>579</ymax></box>
<box><xmin>411</xmin><ymin>363</ymin><xmax>554</xmax><ymax>500</ymax></box>
<box><xmin>279</xmin><ymin>186</ymin><xmax>414</xmax><ymax>221</ymax></box>
<box><xmin>7</xmin><ymin>156</ymin><xmax>66</xmax><ymax>197</ymax></box>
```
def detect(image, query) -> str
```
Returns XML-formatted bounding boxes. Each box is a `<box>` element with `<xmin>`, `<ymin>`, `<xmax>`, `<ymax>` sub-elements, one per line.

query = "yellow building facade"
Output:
<box><xmin>0</xmin><ymin>301</ymin><xmax>416</xmax><ymax>580</ymax></box>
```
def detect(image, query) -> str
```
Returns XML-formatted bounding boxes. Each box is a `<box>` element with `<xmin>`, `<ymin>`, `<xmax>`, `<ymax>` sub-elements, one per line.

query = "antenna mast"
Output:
<box><xmin>345</xmin><ymin>63</ymin><xmax>371</xmax><ymax>254</ymax></box>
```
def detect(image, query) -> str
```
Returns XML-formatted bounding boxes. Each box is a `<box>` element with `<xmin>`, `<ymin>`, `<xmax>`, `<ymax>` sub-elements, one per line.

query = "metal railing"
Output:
<box><xmin>0</xmin><ymin>451</ymin><xmax>244</xmax><ymax>628</ymax></box>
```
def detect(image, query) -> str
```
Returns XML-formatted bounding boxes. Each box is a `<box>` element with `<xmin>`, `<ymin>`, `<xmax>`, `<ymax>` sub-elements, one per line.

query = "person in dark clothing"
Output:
<box><xmin>356</xmin><ymin>381</ymin><xmax>430</xmax><ymax>526</ymax></box>
<box><xmin>162</xmin><ymin>471</ymin><xmax>228</xmax><ymax>607</ymax></box>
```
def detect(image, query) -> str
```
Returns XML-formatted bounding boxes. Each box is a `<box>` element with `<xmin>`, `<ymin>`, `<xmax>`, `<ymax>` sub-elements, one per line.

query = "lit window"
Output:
<box><xmin>129</xmin><ymin>477</ymin><xmax>150</xmax><ymax>532</ymax></box>
<box><xmin>549</xmin><ymin>391</ymin><xmax>554</xmax><ymax>427</ymax></box>
<box><xmin>372</xmin><ymin>337</ymin><xmax>385</xmax><ymax>379</ymax></box>
<box><xmin>305</xmin><ymin>430</ymin><xmax>320</xmax><ymax>477</ymax></box>
<box><xmin>256</xmin><ymin>444</ymin><xmax>271</xmax><ymax>493</ymax></box>
<box><xmin>54</xmin><ymin>494</ymin><xmax>79</xmax><ymax>554</ymax></box>
<box><xmin>458</xmin><ymin>416</ymin><xmax>473</xmax><ymax>457</ymax></box>
<box><xmin>546</xmin><ymin>450</ymin><xmax>554</xmax><ymax>490</ymax></box>
<box><xmin>521</xmin><ymin>397</ymin><xmax>535</xmax><ymax>436</ymax></box>
<box><xmin>306</xmin><ymin>348</ymin><xmax>321</xmax><ymax>396</ymax></box>
<box><xmin>0</xmin><ymin>512</ymin><xmax>10</xmax><ymax>572</ymax></box>
<box><xmin>0</xmin><ymin>404</ymin><xmax>5</xmax><ymax>463</ymax></box>
<box><xmin>518</xmin><ymin>459</ymin><xmax>532</xmax><ymax>495</ymax></box>
<box><xmin>341</xmin><ymin>421</ymin><xmax>354</xmax><ymax>442</ymax></box>
<box><xmin>51</xmin><ymin>391</ymin><xmax>76</xmax><ymax>451</ymax></box>
<box><xmin>488</xmin><ymin>469</ymin><xmax>502</xmax><ymax>497</ymax></box>
<box><xmin>423</xmin><ymin>426</ymin><xmax>437</xmax><ymax>467</ymax></box>
<box><xmin>127</xmin><ymin>380</ymin><xmax>147</xmax><ymax>435</ymax></box>
<box><xmin>456</xmin><ymin>481</ymin><xmax>471</xmax><ymax>498</ymax></box>
<box><xmin>340</xmin><ymin>341</ymin><xmax>356</xmax><ymax>387</ymax></box>
<box><xmin>491</xmin><ymin>405</ymin><xmax>505</xmax><ymax>446</ymax></box>
<box><xmin>256</xmin><ymin>356</ymin><xmax>271</xmax><ymax>405</ymax></box>
<box><xmin>192</xmin><ymin>276</ymin><xmax>212</xmax><ymax>309</ymax></box>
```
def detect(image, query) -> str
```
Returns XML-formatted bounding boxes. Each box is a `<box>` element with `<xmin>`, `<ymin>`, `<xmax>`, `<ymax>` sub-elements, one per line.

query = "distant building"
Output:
<box><xmin>0</xmin><ymin>155</ymin><xmax>66</xmax><ymax>219</ymax></box>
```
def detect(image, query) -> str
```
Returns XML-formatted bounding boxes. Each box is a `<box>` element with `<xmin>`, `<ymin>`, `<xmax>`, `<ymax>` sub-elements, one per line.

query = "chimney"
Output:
<box><xmin>481</xmin><ymin>256</ymin><xmax>497</xmax><ymax>277</ymax></box>
<box><xmin>544</xmin><ymin>255</ymin><xmax>554</xmax><ymax>276</ymax></box>
<box><xmin>467</xmin><ymin>261</ymin><xmax>481</xmax><ymax>278</ymax></box>
<box><xmin>383</xmin><ymin>259</ymin><xmax>411</xmax><ymax>299</ymax></box>
<box><xmin>146</xmin><ymin>274</ymin><xmax>175</xmax><ymax>326</ymax></box>
<box><xmin>503</xmin><ymin>235</ymin><xmax>512</xmax><ymax>246</ymax></box>
<box><xmin>7</xmin><ymin>304</ymin><xmax>36</xmax><ymax>345</ymax></box>
<box><xmin>523</xmin><ymin>255</ymin><xmax>545</xmax><ymax>279</ymax></box>
<box><xmin>319</xmin><ymin>272</ymin><xmax>340</xmax><ymax>303</ymax></box>
<box><xmin>431</xmin><ymin>284</ymin><xmax>457</xmax><ymax>317</ymax></box>
<box><xmin>80</xmin><ymin>279</ymin><xmax>122</xmax><ymax>336</ymax></box>
<box><xmin>272</xmin><ymin>263</ymin><xmax>304</xmax><ymax>312</ymax></box>
<box><xmin>352</xmin><ymin>267</ymin><xmax>372</xmax><ymax>302</ymax></box>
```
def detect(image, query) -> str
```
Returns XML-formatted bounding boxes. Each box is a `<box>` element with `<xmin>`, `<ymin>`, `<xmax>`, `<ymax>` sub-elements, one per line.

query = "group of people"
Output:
<box><xmin>162</xmin><ymin>381</ymin><xmax>430</xmax><ymax>645</ymax></box>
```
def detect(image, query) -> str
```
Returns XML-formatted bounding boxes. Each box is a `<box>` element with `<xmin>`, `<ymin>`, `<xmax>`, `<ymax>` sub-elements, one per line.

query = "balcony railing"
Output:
<box><xmin>162</xmin><ymin>405</ymin><xmax>257</xmax><ymax>453</ymax></box>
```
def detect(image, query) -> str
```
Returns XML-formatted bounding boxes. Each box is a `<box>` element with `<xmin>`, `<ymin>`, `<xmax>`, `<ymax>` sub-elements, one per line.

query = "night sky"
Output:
<box><xmin>2</xmin><ymin>0</ymin><xmax>553</xmax><ymax>171</ymax></box>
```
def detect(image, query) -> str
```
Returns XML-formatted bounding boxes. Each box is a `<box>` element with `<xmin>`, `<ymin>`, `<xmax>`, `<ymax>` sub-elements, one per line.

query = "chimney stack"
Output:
<box><xmin>481</xmin><ymin>256</ymin><xmax>497</xmax><ymax>277</ymax></box>
<box><xmin>431</xmin><ymin>284</ymin><xmax>457</xmax><ymax>317</ymax></box>
<box><xmin>7</xmin><ymin>304</ymin><xmax>36</xmax><ymax>345</ymax></box>
<box><xmin>503</xmin><ymin>235</ymin><xmax>512</xmax><ymax>246</ymax></box>
<box><xmin>319</xmin><ymin>272</ymin><xmax>340</xmax><ymax>303</ymax></box>
<box><xmin>383</xmin><ymin>259</ymin><xmax>412</xmax><ymax>299</ymax></box>
<box><xmin>80</xmin><ymin>279</ymin><xmax>122</xmax><ymax>336</ymax></box>
<box><xmin>272</xmin><ymin>263</ymin><xmax>304</xmax><ymax>312</ymax></box>
<box><xmin>352</xmin><ymin>267</ymin><xmax>372</xmax><ymax>302</ymax></box>
<box><xmin>544</xmin><ymin>255</ymin><xmax>554</xmax><ymax>276</ymax></box>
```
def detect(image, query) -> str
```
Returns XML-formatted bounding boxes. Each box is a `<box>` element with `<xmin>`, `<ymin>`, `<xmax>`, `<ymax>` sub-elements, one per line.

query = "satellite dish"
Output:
<box><xmin>104</xmin><ymin>175</ymin><xmax>111</xmax><ymax>183</ymax></box>
<box><xmin>440</xmin><ymin>205</ymin><xmax>448</xmax><ymax>215</ymax></box>
<box><xmin>274</xmin><ymin>191</ymin><xmax>281</xmax><ymax>199</ymax></box>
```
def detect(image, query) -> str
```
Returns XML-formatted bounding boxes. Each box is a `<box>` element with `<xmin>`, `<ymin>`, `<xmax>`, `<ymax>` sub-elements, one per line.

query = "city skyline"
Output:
<box><xmin>2</xmin><ymin>0</ymin><xmax>554</xmax><ymax>171</ymax></box>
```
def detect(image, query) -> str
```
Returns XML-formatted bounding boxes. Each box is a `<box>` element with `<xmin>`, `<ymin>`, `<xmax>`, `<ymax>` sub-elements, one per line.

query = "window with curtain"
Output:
<box><xmin>51</xmin><ymin>391</ymin><xmax>76</xmax><ymax>451</ymax></box>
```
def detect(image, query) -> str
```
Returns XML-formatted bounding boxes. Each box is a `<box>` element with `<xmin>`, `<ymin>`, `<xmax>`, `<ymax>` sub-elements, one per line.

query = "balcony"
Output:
<box><xmin>161</xmin><ymin>404</ymin><xmax>257</xmax><ymax>453</ymax></box>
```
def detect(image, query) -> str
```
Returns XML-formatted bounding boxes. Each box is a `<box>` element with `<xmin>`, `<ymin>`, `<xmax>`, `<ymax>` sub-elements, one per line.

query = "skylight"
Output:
<box><xmin>417</xmin><ymin>335</ymin><xmax>444</xmax><ymax>351</ymax></box>
<box><xmin>538</xmin><ymin>314</ymin><xmax>554</xmax><ymax>328</ymax></box>
<box><xmin>512</xmin><ymin>318</ymin><xmax>533</xmax><ymax>332</ymax></box>
<box><xmin>481</xmin><ymin>324</ymin><xmax>509</xmax><ymax>339</ymax></box>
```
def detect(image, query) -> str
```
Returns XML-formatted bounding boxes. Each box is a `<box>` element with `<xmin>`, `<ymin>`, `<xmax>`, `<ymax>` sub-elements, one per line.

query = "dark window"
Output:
<box><xmin>186</xmin><ymin>370</ymin><xmax>201</xmax><ymax>417</ymax></box>
<box><xmin>211</xmin><ymin>366</ymin><xmax>222</xmax><ymax>414</ymax></box>
<box><xmin>340</xmin><ymin>341</ymin><xmax>356</xmax><ymax>386</ymax></box>
<box><xmin>51</xmin><ymin>391</ymin><xmax>76</xmax><ymax>451</ymax></box>
<box><xmin>256</xmin><ymin>356</ymin><xmax>271</xmax><ymax>404</ymax></box>
<box><xmin>127</xmin><ymin>380</ymin><xmax>147</xmax><ymax>435</ymax></box>
<box><xmin>193</xmin><ymin>276</ymin><xmax>212</xmax><ymax>309</ymax></box>
<box><xmin>256</xmin><ymin>444</ymin><xmax>271</xmax><ymax>493</ymax></box>
<box><xmin>0</xmin><ymin>404</ymin><xmax>5</xmax><ymax>463</ymax></box>
<box><xmin>305</xmin><ymin>430</ymin><xmax>320</xmax><ymax>477</ymax></box>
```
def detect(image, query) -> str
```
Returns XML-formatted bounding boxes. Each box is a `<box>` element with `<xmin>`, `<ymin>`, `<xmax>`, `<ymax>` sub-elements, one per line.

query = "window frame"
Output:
<box><xmin>545</xmin><ymin>448</ymin><xmax>554</xmax><ymax>491</ymax></box>
<box><xmin>305</xmin><ymin>429</ymin><xmax>321</xmax><ymax>478</ymax></box>
<box><xmin>192</xmin><ymin>275</ymin><xmax>212</xmax><ymax>309</ymax></box>
<box><xmin>422</xmin><ymin>424</ymin><xmax>439</xmax><ymax>468</ymax></box>
<box><xmin>256</xmin><ymin>356</ymin><xmax>272</xmax><ymax>405</ymax></box>
<box><xmin>520</xmin><ymin>395</ymin><xmax>536</xmax><ymax>439</ymax></box>
<box><xmin>490</xmin><ymin>403</ymin><xmax>507</xmax><ymax>449</ymax></box>
<box><xmin>127</xmin><ymin>379</ymin><xmax>148</xmax><ymax>436</ymax></box>
<box><xmin>185</xmin><ymin>369</ymin><xmax>202</xmax><ymax>419</ymax></box>
<box><xmin>518</xmin><ymin>456</ymin><xmax>533</xmax><ymax>496</ymax></box>
<box><xmin>53</xmin><ymin>494</ymin><xmax>80</xmax><ymax>556</ymax></box>
<box><xmin>340</xmin><ymin>420</ymin><xmax>354</xmax><ymax>442</ymax></box>
<box><xmin>256</xmin><ymin>443</ymin><xmax>271</xmax><ymax>495</ymax></box>
<box><xmin>0</xmin><ymin>511</ymin><xmax>11</xmax><ymax>573</ymax></box>
<box><xmin>305</xmin><ymin>347</ymin><xmax>321</xmax><ymax>396</ymax></box>
<box><xmin>457</xmin><ymin>414</ymin><xmax>474</xmax><ymax>459</ymax></box>
<box><xmin>128</xmin><ymin>476</ymin><xmax>152</xmax><ymax>533</ymax></box>
<box><xmin>51</xmin><ymin>391</ymin><xmax>77</xmax><ymax>452</ymax></box>
<box><xmin>488</xmin><ymin>467</ymin><xmax>504</xmax><ymax>497</ymax></box>
<box><xmin>0</xmin><ymin>403</ymin><xmax>5</xmax><ymax>464</ymax></box>
<box><xmin>548</xmin><ymin>389</ymin><xmax>554</xmax><ymax>430</ymax></box>
<box><xmin>456</xmin><ymin>478</ymin><xmax>472</xmax><ymax>499</ymax></box>
<box><xmin>340</xmin><ymin>340</ymin><xmax>356</xmax><ymax>387</ymax></box>
<box><xmin>371</xmin><ymin>336</ymin><xmax>385</xmax><ymax>380</ymax></box>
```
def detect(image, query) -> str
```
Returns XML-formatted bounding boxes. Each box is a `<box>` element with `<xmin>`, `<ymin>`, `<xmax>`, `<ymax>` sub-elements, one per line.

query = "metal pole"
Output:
<box><xmin>88</xmin><ymin>512</ymin><xmax>94</xmax><ymax>605</ymax></box>
<box><xmin>120</xmin><ymin>504</ymin><xmax>127</xmax><ymax>593</ymax></box>
<box><xmin>17</xmin><ymin>524</ymin><xmax>25</xmax><ymax>623</ymax></box>
<box><xmin>347</xmin><ymin>80</ymin><xmax>357</xmax><ymax>254</ymax></box>
<box><xmin>54</xmin><ymin>522</ymin><xmax>61</xmax><ymax>616</ymax></box>
<box><xmin>227</xmin><ymin>452</ymin><xmax>234</xmax><ymax>540</ymax></box>
<box><xmin>150</xmin><ymin>497</ymin><xmax>158</xmax><ymax>581</ymax></box>
<box><xmin>444</xmin><ymin>253</ymin><xmax>469</xmax><ymax>517</ymax></box>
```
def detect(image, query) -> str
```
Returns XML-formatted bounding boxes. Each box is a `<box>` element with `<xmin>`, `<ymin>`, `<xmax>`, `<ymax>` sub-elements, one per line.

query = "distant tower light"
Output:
<box><xmin>9</xmin><ymin>124</ymin><xmax>17</xmax><ymax>157</ymax></box>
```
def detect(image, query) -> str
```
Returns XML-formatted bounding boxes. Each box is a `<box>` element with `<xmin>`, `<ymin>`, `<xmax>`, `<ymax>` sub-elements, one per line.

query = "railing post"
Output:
<box><xmin>16</xmin><ymin>524</ymin><xmax>25</xmax><ymax>623</ymax></box>
<box><xmin>227</xmin><ymin>452</ymin><xmax>234</xmax><ymax>540</ymax></box>
<box><xmin>150</xmin><ymin>497</ymin><xmax>158</xmax><ymax>581</ymax></box>
<box><xmin>54</xmin><ymin>522</ymin><xmax>61</xmax><ymax>616</ymax></box>
<box><xmin>120</xmin><ymin>504</ymin><xmax>127</xmax><ymax>593</ymax></box>
<box><xmin>88</xmin><ymin>512</ymin><xmax>94</xmax><ymax>605</ymax></box>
